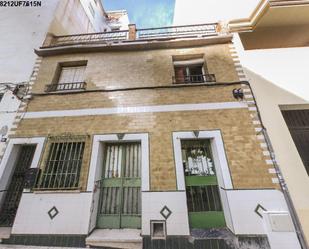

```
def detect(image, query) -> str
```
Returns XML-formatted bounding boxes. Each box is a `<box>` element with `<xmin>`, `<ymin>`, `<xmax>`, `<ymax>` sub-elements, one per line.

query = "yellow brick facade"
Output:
<box><xmin>13</xmin><ymin>42</ymin><xmax>277</xmax><ymax>191</ymax></box>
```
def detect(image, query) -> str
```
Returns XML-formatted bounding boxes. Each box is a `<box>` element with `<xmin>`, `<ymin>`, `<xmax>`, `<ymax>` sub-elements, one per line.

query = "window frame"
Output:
<box><xmin>172</xmin><ymin>130</ymin><xmax>234</xmax><ymax>230</ymax></box>
<box><xmin>36</xmin><ymin>136</ymin><xmax>87</xmax><ymax>190</ymax></box>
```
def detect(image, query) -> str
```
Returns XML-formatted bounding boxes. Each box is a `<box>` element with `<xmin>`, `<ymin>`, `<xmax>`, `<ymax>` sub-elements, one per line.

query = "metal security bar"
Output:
<box><xmin>137</xmin><ymin>23</ymin><xmax>218</xmax><ymax>40</ymax></box>
<box><xmin>37</xmin><ymin>141</ymin><xmax>85</xmax><ymax>189</ymax></box>
<box><xmin>181</xmin><ymin>139</ymin><xmax>216</xmax><ymax>176</ymax></box>
<box><xmin>97</xmin><ymin>142</ymin><xmax>141</xmax><ymax>229</ymax></box>
<box><xmin>103</xmin><ymin>143</ymin><xmax>141</xmax><ymax>178</ymax></box>
<box><xmin>0</xmin><ymin>145</ymin><xmax>36</xmax><ymax>226</ymax></box>
<box><xmin>122</xmin><ymin>187</ymin><xmax>141</xmax><ymax>215</ymax></box>
<box><xmin>45</xmin><ymin>82</ymin><xmax>87</xmax><ymax>92</ymax></box>
<box><xmin>100</xmin><ymin>186</ymin><xmax>141</xmax><ymax>215</ymax></box>
<box><xmin>186</xmin><ymin>185</ymin><xmax>222</xmax><ymax>212</ymax></box>
<box><xmin>173</xmin><ymin>74</ymin><xmax>216</xmax><ymax>84</ymax></box>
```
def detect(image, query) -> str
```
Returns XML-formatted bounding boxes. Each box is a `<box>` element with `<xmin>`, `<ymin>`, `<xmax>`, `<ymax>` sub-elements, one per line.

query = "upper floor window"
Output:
<box><xmin>58</xmin><ymin>66</ymin><xmax>86</xmax><ymax>84</ymax></box>
<box><xmin>0</xmin><ymin>93</ymin><xmax>4</xmax><ymax>102</ymax></box>
<box><xmin>45</xmin><ymin>62</ymin><xmax>87</xmax><ymax>92</ymax></box>
<box><xmin>173</xmin><ymin>56</ymin><xmax>216</xmax><ymax>84</ymax></box>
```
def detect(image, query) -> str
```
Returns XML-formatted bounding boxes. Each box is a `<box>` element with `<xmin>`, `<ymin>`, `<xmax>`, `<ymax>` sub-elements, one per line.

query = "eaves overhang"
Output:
<box><xmin>229</xmin><ymin>0</ymin><xmax>309</xmax><ymax>49</ymax></box>
<box><xmin>34</xmin><ymin>35</ymin><xmax>233</xmax><ymax>57</ymax></box>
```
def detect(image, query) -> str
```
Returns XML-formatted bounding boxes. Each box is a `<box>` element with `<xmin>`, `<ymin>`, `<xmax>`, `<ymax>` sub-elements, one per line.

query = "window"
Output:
<box><xmin>37</xmin><ymin>138</ymin><xmax>85</xmax><ymax>190</ymax></box>
<box><xmin>173</xmin><ymin>57</ymin><xmax>216</xmax><ymax>84</ymax></box>
<box><xmin>46</xmin><ymin>64</ymin><xmax>87</xmax><ymax>92</ymax></box>
<box><xmin>282</xmin><ymin>109</ymin><xmax>309</xmax><ymax>175</ymax></box>
<box><xmin>58</xmin><ymin>66</ymin><xmax>85</xmax><ymax>84</ymax></box>
<box><xmin>182</xmin><ymin>139</ymin><xmax>216</xmax><ymax>176</ymax></box>
<box><xmin>0</xmin><ymin>93</ymin><xmax>3</xmax><ymax>102</ymax></box>
<box><xmin>174</xmin><ymin>64</ymin><xmax>204</xmax><ymax>83</ymax></box>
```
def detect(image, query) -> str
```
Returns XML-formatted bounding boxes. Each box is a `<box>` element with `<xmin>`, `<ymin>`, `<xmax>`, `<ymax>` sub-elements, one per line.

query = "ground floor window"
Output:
<box><xmin>37</xmin><ymin>136</ymin><xmax>86</xmax><ymax>190</ymax></box>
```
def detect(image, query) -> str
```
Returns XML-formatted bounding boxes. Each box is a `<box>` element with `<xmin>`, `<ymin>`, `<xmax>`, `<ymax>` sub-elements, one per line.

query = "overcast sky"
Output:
<box><xmin>173</xmin><ymin>0</ymin><xmax>309</xmax><ymax>101</ymax></box>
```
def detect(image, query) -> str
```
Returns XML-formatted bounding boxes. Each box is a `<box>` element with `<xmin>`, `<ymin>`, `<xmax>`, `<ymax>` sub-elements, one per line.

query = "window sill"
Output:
<box><xmin>31</xmin><ymin>188</ymin><xmax>82</xmax><ymax>194</ymax></box>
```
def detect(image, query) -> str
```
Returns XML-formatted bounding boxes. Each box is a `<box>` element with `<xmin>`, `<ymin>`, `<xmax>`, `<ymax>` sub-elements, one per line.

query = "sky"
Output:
<box><xmin>102</xmin><ymin>0</ymin><xmax>175</xmax><ymax>28</ymax></box>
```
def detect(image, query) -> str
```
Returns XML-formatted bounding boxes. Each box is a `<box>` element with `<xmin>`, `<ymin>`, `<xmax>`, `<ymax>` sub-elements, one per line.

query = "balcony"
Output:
<box><xmin>229</xmin><ymin>0</ymin><xmax>309</xmax><ymax>49</ymax></box>
<box><xmin>45</xmin><ymin>82</ymin><xmax>87</xmax><ymax>92</ymax></box>
<box><xmin>172</xmin><ymin>74</ymin><xmax>216</xmax><ymax>84</ymax></box>
<box><xmin>41</xmin><ymin>23</ymin><xmax>219</xmax><ymax>48</ymax></box>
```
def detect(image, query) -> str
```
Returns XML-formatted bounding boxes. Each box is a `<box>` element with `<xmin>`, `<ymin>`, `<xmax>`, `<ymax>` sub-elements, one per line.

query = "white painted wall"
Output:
<box><xmin>0</xmin><ymin>0</ymin><xmax>60</xmax><ymax>83</ymax></box>
<box><xmin>80</xmin><ymin>0</ymin><xmax>111</xmax><ymax>32</ymax></box>
<box><xmin>227</xmin><ymin>189</ymin><xmax>289</xmax><ymax>235</ymax></box>
<box><xmin>263</xmin><ymin>211</ymin><xmax>301</xmax><ymax>249</ymax></box>
<box><xmin>0</xmin><ymin>91</ymin><xmax>21</xmax><ymax>152</ymax></box>
<box><xmin>244</xmin><ymin>68</ymin><xmax>309</xmax><ymax>238</ymax></box>
<box><xmin>12</xmin><ymin>192</ymin><xmax>92</xmax><ymax>235</ymax></box>
<box><xmin>142</xmin><ymin>191</ymin><xmax>190</xmax><ymax>236</ymax></box>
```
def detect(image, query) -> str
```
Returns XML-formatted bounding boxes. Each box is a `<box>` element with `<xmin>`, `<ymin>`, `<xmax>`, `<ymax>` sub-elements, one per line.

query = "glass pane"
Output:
<box><xmin>58</xmin><ymin>66</ymin><xmax>85</xmax><ymax>83</ymax></box>
<box><xmin>181</xmin><ymin>139</ymin><xmax>215</xmax><ymax>176</ymax></box>
<box><xmin>104</xmin><ymin>143</ymin><xmax>141</xmax><ymax>179</ymax></box>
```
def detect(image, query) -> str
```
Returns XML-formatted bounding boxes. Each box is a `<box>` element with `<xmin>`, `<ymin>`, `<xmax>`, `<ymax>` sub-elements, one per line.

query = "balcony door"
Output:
<box><xmin>181</xmin><ymin>139</ymin><xmax>225</xmax><ymax>229</ymax></box>
<box><xmin>97</xmin><ymin>142</ymin><xmax>141</xmax><ymax>229</ymax></box>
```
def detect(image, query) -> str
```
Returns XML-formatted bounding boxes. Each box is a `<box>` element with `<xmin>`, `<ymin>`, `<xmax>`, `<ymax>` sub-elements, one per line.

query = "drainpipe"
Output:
<box><xmin>245</xmin><ymin>82</ymin><xmax>309</xmax><ymax>249</ymax></box>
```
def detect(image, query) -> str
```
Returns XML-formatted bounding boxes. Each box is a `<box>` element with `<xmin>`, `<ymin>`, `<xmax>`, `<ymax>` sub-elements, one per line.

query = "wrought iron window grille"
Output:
<box><xmin>36</xmin><ymin>136</ymin><xmax>86</xmax><ymax>190</ymax></box>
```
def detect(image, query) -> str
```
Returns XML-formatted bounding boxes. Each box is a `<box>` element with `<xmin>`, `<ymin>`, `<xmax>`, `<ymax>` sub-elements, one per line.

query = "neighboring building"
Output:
<box><xmin>0</xmin><ymin>23</ymin><xmax>302</xmax><ymax>249</ymax></box>
<box><xmin>0</xmin><ymin>0</ymin><xmax>129</xmax><ymax>193</ymax></box>
<box><xmin>229</xmin><ymin>0</ymin><xmax>309</xmax><ymax>50</ymax></box>
<box><xmin>106</xmin><ymin>10</ymin><xmax>130</xmax><ymax>31</ymax></box>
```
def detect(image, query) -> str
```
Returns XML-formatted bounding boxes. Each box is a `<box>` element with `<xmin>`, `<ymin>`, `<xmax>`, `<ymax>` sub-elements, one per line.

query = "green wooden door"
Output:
<box><xmin>181</xmin><ymin>139</ymin><xmax>225</xmax><ymax>229</ymax></box>
<box><xmin>97</xmin><ymin>142</ymin><xmax>141</xmax><ymax>229</ymax></box>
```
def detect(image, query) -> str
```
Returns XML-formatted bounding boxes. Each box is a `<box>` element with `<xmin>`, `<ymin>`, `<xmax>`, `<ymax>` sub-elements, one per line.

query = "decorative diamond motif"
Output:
<box><xmin>160</xmin><ymin>206</ymin><xmax>172</xmax><ymax>220</ymax></box>
<box><xmin>254</xmin><ymin>204</ymin><xmax>267</xmax><ymax>218</ymax></box>
<box><xmin>48</xmin><ymin>206</ymin><xmax>59</xmax><ymax>220</ymax></box>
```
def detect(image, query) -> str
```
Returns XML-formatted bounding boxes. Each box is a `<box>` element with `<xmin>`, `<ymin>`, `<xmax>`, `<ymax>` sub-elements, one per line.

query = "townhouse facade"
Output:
<box><xmin>0</xmin><ymin>23</ymin><xmax>302</xmax><ymax>249</ymax></box>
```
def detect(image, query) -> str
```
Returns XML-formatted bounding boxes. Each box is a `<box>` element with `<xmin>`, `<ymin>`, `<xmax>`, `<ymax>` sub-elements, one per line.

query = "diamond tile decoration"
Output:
<box><xmin>160</xmin><ymin>205</ymin><xmax>172</xmax><ymax>220</ymax></box>
<box><xmin>48</xmin><ymin>206</ymin><xmax>59</xmax><ymax>220</ymax></box>
<box><xmin>254</xmin><ymin>204</ymin><xmax>267</xmax><ymax>218</ymax></box>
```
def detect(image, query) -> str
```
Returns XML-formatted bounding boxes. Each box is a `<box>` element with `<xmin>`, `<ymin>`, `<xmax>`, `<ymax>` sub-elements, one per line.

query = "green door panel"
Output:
<box><xmin>189</xmin><ymin>212</ymin><xmax>226</xmax><ymax>229</ymax></box>
<box><xmin>121</xmin><ymin>215</ymin><xmax>141</xmax><ymax>229</ymax></box>
<box><xmin>185</xmin><ymin>176</ymin><xmax>218</xmax><ymax>186</ymax></box>
<box><xmin>97</xmin><ymin>142</ymin><xmax>141</xmax><ymax>229</ymax></box>
<box><xmin>97</xmin><ymin>215</ymin><xmax>121</xmax><ymax>229</ymax></box>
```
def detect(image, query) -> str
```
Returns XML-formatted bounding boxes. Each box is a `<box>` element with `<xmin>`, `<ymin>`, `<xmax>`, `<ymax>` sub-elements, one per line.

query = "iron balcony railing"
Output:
<box><xmin>137</xmin><ymin>23</ymin><xmax>217</xmax><ymax>40</ymax></box>
<box><xmin>173</xmin><ymin>74</ymin><xmax>216</xmax><ymax>84</ymax></box>
<box><xmin>43</xmin><ymin>23</ymin><xmax>218</xmax><ymax>48</ymax></box>
<box><xmin>45</xmin><ymin>82</ymin><xmax>87</xmax><ymax>92</ymax></box>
